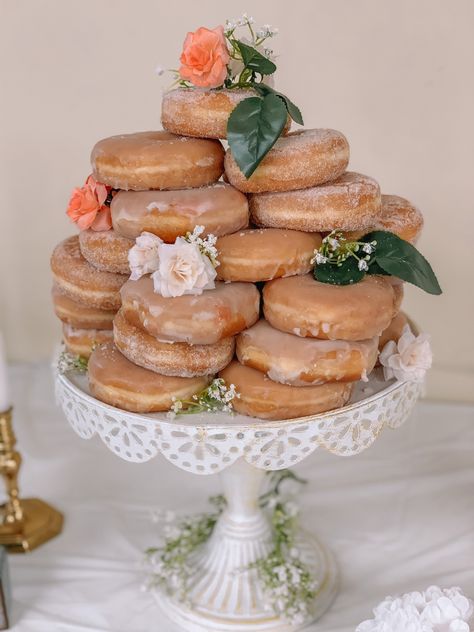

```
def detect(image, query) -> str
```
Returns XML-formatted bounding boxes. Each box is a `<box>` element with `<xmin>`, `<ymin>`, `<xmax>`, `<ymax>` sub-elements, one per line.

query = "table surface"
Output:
<box><xmin>5</xmin><ymin>362</ymin><xmax>474</xmax><ymax>632</ymax></box>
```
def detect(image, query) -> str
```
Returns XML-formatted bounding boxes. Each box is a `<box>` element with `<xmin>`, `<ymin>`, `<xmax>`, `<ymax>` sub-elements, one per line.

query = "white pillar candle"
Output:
<box><xmin>0</xmin><ymin>333</ymin><xmax>11</xmax><ymax>411</ymax></box>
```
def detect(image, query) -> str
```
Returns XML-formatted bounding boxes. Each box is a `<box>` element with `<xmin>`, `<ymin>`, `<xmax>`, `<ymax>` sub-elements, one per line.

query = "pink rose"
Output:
<box><xmin>66</xmin><ymin>175</ymin><xmax>111</xmax><ymax>231</ymax></box>
<box><xmin>179</xmin><ymin>26</ymin><xmax>230</xmax><ymax>88</ymax></box>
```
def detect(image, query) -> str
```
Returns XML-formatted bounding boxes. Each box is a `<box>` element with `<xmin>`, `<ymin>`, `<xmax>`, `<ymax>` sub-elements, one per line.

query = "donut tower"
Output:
<box><xmin>50</xmin><ymin>27</ymin><xmax>427</xmax><ymax>421</ymax></box>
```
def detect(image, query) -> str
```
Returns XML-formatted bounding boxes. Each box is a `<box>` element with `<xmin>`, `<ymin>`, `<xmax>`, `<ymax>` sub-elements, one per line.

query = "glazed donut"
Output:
<box><xmin>250</xmin><ymin>172</ymin><xmax>382</xmax><ymax>233</ymax></box>
<box><xmin>120</xmin><ymin>277</ymin><xmax>260</xmax><ymax>345</ymax></box>
<box><xmin>91</xmin><ymin>131</ymin><xmax>224</xmax><ymax>191</ymax></box>
<box><xmin>88</xmin><ymin>343</ymin><xmax>209</xmax><ymax>413</ymax></box>
<box><xmin>237</xmin><ymin>319</ymin><xmax>379</xmax><ymax>386</ymax></box>
<box><xmin>391</xmin><ymin>278</ymin><xmax>404</xmax><ymax>313</ymax></box>
<box><xmin>379</xmin><ymin>311</ymin><xmax>409</xmax><ymax>351</ymax></box>
<box><xmin>224</xmin><ymin>129</ymin><xmax>349</xmax><ymax>193</ymax></box>
<box><xmin>219</xmin><ymin>361</ymin><xmax>353</xmax><ymax>421</ymax></box>
<box><xmin>52</xmin><ymin>286</ymin><xmax>116</xmax><ymax>330</ymax></box>
<box><xmin>79</xmin><ymin>229</ymin><xmax>133</xmax><ymax>274</ymax></box>
<box><xmin>263</xmin><ymin>274</ymin><xmax>396</xmax><ymax>341</ymax></box>
<box><xmin>111</xmin><ymin>183</ymin><xmax>248</xmax><ymax>242</ymax></box>
<box><xmin>62</xmin><ymin>324</ymin><xmax>113</xmax><ymax>358</ymax></box>
<box><xmin>51</xmin><ymin>236</ymin><xmax>128</xmax><ymax>310</ymax></box>
<box><xmin>113</xmin><ymin>309</ymin><xmax>235</xmax><ymax>377</ymax></box>
<box><xmin>344</xmin><ymin>194</ymin><xmax>424</xmax><ymax>244</ymax></box>
<box><xmin>162</xmin><ymin>88</ymin><xmax>291</xmax><ymax>139</ymax></box>
<box><xmin>216</xmin><ymin>229</ymin><xmax>322</xmax><ymax>282</ymax></box>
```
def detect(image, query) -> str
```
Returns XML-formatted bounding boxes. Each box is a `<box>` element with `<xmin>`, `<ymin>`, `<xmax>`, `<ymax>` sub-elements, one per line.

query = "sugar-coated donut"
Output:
<box><xmin>52</xmin><ymin>286</ymin><xmax>116</xmax><ymax>329</ymax></box>
<box><xmin>264</xmin><ymin>274</ymin><xmax>396</xmax><ymax>341</ymax></box>
<box><xmin>111</xmin><ymin>183</ymin><xmax>248</xmax><ymax>241</ymax></box>
<box><xmin>216</xmin><ymin>229</ymin><xmax>322</xmax><ymax>282</ymax></box>
<box><xmin>379</xmin><ymin>311</ymin><xmax>409</xmax><ymax>351</ymax></box>
<box><xmin>344</xmin><ymin>194</ymin><xmax>424</xmax><ymax>244</ymax></box>
<box><xmin>51</xmin><ymin>236</ymin><xmax>128</xmax><ymax>310</ymax></box>
<box><xmin>113</xmin><ymin>309</ymin><xmax>235</xmax><ymax>377</ymax></box>
<box><xmin>120</xmin><ymin>277</ymin><xmax>260</xmax><ymax>345</ymax></box>
<box><xmin>237</xmin><ymin>319</ymin><xmax>379</xmax><ymax>386</ymax></box>
<box><xmin>91</xmin><ymin>131</ymin><xmax>224</xmax><ymax>191</ymax></box>
<box><xmin>219</xmin><ymin>361</ymin><xmax>353</xmax><ymax>420</ymax></box>
<box><xmin>224</xmin><ymin>129</ymin><xmax>349</xmax><ymax>193</ymax></box>
<box><xmin>88</xmin><ymin>343</ymin><xmax>209</xmax><ymax>413</ymax></box>
<box><xmin>250</xmin><ymin>172</ymin><xmax>382</xmax><ymax>233</ymax></box>
<box><xmin>62</xmin><ymin>324</ymin><xmax>113</xmax><ymax>358</ymax></box>
<box><xmin>162</xmin><ymin>88</ymin><xmax>291</xmax><ymax>139</ymax></box>
<box><xmin>79</xmin><ymin>229</ymin><xmax>132</xmax><ymax>274</ymax></box>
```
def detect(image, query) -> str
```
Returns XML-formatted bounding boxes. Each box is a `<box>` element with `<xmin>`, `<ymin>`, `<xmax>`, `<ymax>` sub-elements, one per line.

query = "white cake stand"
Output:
<box><xmin>55</xmin><ymin>367</ymin><xmax>422</xmax><ymax>632</ymax></box>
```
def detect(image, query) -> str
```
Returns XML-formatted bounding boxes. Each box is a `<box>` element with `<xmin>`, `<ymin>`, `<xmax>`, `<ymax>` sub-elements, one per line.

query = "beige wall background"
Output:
<box><xmin>0</xmin><ymin>0</ymin><xmax>473</xmax><ymax>401</ymax></box>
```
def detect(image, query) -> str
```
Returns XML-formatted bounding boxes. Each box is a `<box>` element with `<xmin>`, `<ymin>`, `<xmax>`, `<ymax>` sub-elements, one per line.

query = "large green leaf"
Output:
<box><xmin>365</xmin><ymin>231</ymin><xmax>442</xmax><ymax>295</ymax></box>
<box><xmin>227</xmin><ymin>94</ymin><xmax>288</xmax><ymax>178</ymax></box>
<box><xmin>236</xmin><ymin>41</ymin><xmax>277</xmax><ymax>76</ymax></box>
<box><xmin>253</xmin><ymin>84</ymin><xmax>304</xmax><ymax>125</ymax></box>
<box><xmin>313</xmin><ymin>257</ymin><xmax>365</xmax><ymax>285</ymax></box>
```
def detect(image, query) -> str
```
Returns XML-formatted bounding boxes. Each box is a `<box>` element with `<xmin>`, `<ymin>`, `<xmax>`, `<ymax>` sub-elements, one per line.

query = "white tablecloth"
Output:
<box><xmin>6</xmin><ymin>363</ymin><xmax>474</xmax><ymax>631</ymax></box>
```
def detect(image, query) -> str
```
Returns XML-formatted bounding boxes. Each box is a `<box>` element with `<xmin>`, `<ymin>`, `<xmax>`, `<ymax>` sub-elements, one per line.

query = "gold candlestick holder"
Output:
<box><xmin>0</xmin><ymin>408</ymin><xmax>63</xmax><ymax>553</ymax></box>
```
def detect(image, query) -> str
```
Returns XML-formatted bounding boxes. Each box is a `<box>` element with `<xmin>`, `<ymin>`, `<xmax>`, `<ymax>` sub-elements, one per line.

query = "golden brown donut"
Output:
<box><xmin>391</xmin><ymin>278</ymin><xmax>404</xmax><ymax>313</ymax></box>
<box><xmin>216</xmin><ymin>229</ymin><xmax>322</xmax><ymax>282</ymax></box>
<box><xmin>79</xmin><ymin>229</ymin><xmax>133</xmax><ymax>274</ymax></box>
<box><xmin>62</xmin><ymin>324</ymin><xmax>113</xmax><ymax>358</ymax></box>
<box><xmin>111</xmin><ymin>183</ymin><xmax>248</xmax><ymax>241</ymax></box>
<box><xmin>263</xmin><ymin>274</ymin><xmax>396</xmax><ymax>341</ymax></box>
<box><xmin>237</xmin><ymin>319</ymin><xmax>379</xmax><ymax>385</ymax></box>
<box><xmin>162</xmin><ymin>88</ymin><xmax>291</xmax><ymax>139</ymax></box>
<box><xmin>52</xmin><ymin>285</ymin><xmax>116</xmax><ymax>330</ymax></box>
<box><xmin>113</xmin><ymin>309</ymin><xmax>235</xmax><ymax>377</ymax></box>
<box><xmin>250</xmin><ymin>172</ymin><xmax>382</xmax><ymax>232</ymax></box>
<box><xmin>120</xmin><ymin>277</ymin><xmax>260</xmax><ymax>345</ymax></box>
<box><xmin>378</xmin><ymin>311</ymin><xmax>409</xmax><ymax>351</ymax></box>
<box><xmin>91</xmin><ymin>131</ymin><xmax>224</xmax><ymax>191</ymax></box>
<box><xmin>219</xmin><ymin>361</ymin><xmax>353</xmax><ymax>420</ymax></box>
<box><xmin>88</xmin><ymin>343</ymin><xmax>209</xmax><ymax>413</ymax></box>
<box><xmin>224</xmin><ymin>129</ymin><xmax>349</xmax><ymax>193</ymax></box>
<box><xmin>344</xmin><ymin>194</ymin><xmax>424</xmax><ymax>244</ymax></box>
<box><xmin>51</xmin><ymin>236</ymin><xmax>128</xmax><ymax>310</ymax></box>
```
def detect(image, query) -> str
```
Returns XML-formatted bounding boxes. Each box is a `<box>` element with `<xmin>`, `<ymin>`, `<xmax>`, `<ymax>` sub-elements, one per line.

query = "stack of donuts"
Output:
<box><xmin>50</xmin><ymin>89</ymin><xmax>424</xmax><ymax>420</ymax></box>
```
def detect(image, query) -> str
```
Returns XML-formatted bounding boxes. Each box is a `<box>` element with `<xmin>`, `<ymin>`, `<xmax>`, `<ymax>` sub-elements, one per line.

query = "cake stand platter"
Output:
<box><xmin>55</xmin><ymin>366</ymin><xmax>423</xmax><ymax>632</ymax></box>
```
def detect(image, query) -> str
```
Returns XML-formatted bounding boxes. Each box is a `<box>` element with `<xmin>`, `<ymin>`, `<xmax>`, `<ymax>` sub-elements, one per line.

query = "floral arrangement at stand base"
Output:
<box><xmin>357</xmin><ymin>586</ymin><xmax>474</xmax><ymax>632</ymax></box>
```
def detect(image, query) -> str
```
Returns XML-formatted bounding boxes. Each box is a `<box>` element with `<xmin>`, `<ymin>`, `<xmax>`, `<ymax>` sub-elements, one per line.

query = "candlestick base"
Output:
<box><xmin>0</xmin><ymin>498</ymin><xmax>63</xmax><ymax>553</ymax></box>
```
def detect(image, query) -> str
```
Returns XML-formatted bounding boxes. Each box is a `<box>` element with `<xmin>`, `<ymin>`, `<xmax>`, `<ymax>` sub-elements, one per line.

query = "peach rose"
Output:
<box><xmin>66</xmin><ymin>175</ymin><xmax>111</xmax><ymax>231</ymax></box>
<box><xmin>179</xmin><ymin>26</ymin><xmax>230</xmax><ymax>88</ymax></box>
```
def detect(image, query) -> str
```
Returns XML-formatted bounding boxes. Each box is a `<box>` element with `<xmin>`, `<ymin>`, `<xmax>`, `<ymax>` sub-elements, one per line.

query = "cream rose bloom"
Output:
<box><xmin>151</xmin><ymin>237</ymin><xmax>216</xmax><ymax>298</ymax></box>
<box><xmin>128</xmin><ymin>232</ymin><xmax>163</xmax><ymax>281</ymax></box>
<box><xmin>379</xmin><ymin>325</ymin><xmax>432</xmax><ymax>383</ymax></box>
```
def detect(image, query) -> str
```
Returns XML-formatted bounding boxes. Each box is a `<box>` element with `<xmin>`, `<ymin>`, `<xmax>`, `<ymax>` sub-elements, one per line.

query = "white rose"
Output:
<box><xmin>379</xmin><ymin>325</ymin><xmax>432</xmax><ymax>383</ymax></box>
<box><xmin>151</xmin><ymin>237</ymin><xmax>216</xmax><ymax>298</ymax></box>
<box><xmin>128</xmin><ymin>232</ymin><xmax>163</xmax><ymax>281</ymax></box>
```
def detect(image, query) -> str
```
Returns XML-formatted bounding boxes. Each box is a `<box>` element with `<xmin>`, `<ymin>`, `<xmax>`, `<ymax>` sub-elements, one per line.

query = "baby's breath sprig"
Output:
<box><xmin>57</xmin><ymin>350</ymin><xmax>88</xmax><ymax>374</ymax></box>
<box><xmin>169</xmin><ymin>378</ymin><xmax>240</xmax><ymax>416</ymax></box>
<box><xmin>312</xmin><ymin>230</ymin><xmax>377</xmax><ymax>273</ymax></box>
<box><xmin>184</xmin><ymin>225</ymin><xmax>220</xmax><ymax>268</ymax></box>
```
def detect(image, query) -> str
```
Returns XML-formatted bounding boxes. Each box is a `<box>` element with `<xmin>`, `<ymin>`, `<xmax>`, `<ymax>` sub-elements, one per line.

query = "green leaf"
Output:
<box><xmin>236</xmin><ymin>41</ymin><xmax>277</xmax><ymax>76</ymax></box>
<box><xmin>253</xmin><ymin>83</ymin><xmax>304</xmax><ymax>125</ymax></box>
<box><xmin>227</xmin><ymin>94</ymin><xmax>288</xmax><ymax>178</ymax></box>
<box><xmin>313</xmin><ymin>257</ymin><xmax>366</xmax><ymax>285</ymax></box>
<box><xmin>365</xmin><ymin>230</ymin><xmax>442</xmax><ymax>295</ymax></box>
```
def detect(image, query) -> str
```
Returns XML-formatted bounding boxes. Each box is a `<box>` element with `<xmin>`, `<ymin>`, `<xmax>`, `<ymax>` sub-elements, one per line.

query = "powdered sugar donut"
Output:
<box><xmin>91</xmin><ymin>131</ymin><xmax>224</xmax><ymax>191</ymax></box>
<box><xmin>224</xmin><ymin>129</ymin><xmax>349</xmax><ymax>193</ymax></box>
<box><xmin>79</xmin><ymin>229</ymin><xmax>132</xmax><ymax>274</ymax></box>
<box><xmin>219</xmin><ymin>361</ymin><xmax>353</xmax><ymax>420</ymax></box>
<box><xmin>52</xmin><ymin>286</ymin><xmax>116</xmax><ymax>329</ymax></box>
<box><xmin>88</xmin><ymin>343</ymin><xmax>209</xmax><ymax>413</ymax></box>
<box><xmin>263</xmin><ymin>274</ymin><xmax>396</xmax><ymax>341</ymax></box>
<box><xmin>113</xmin><ymin>309</ymin><xmax>235</xmax><ymax>377</ymax></box>
<box><xmin>162</xmin><ymin>88</ymin><xmax>291</xmax><ymax>139</ymax></box>
<box><xmin>216</xmin><ymin>228</ymin><xmax>322</xmax><ymax>282</ymax></box>
<box><xmin>237</xmin><ymin>319</ymin><xmax>379</xmax><ymax>385</ymax></box>
<box><xmin>62</xmin><ymin>324</ymin><xmax>113</xmax><ymax>358</ymax></box>
<box><xmin>51</xmin><ymin>236</ymin><xmax>128</xmax><ymax>310</ymax></box>
<box><xmin>120</xmin><ymin>277</ymin><xmax>260</xmax><ymax>345</ymax></box>
<box><xmin>250</xmin><ymin>172</ymin><xmax>382</xmax><ymax>232</ymax></box>
<box><xmin>111</xmin><ymin>183</ymin><xmax>248</xmax><ymax>241</ymax></box>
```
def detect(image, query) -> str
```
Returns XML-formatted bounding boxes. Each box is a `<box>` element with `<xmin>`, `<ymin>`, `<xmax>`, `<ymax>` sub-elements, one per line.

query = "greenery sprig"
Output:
<box><xmin>169</xmin><ymin>378</ymin><xmax>240</xmax><ymax>416</ymax></box>
<box><xmin>57</xmin><ymin>350</ymin><xmax>88</xmax><ymax>374</ymax></box>
<box><xmin>312</xmin><ymin>230</ymin><xmax>442</xmax><ymax>294</ymax></box>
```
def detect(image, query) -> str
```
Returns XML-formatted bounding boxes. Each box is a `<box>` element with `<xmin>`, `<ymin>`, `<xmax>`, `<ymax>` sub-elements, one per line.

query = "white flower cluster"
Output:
<box><xmin>379</xmin><ymin>324</ymin><xmax>432</xmax><ymax>383</ymax></box>
<box><xmin>225</xmin><ymin>13</ymin><xmax>255</xmax><ymax>32</ymax></box>
<box><xmin>169</xmin><ymin>378</ymin><xmax>240</xmax><ymax>416</ymax></box>
<box><xmin>256</xmin><ymin>24</ymin><xmax>279</xmax><ymax>39</ymax></box>
<box><xmin>206</xmin><ymin>378</ymin><xmax>239</xmax><ymax>411</ymax></box>
<box><xmin>184</xmin><ymin>225</ymin><xmax>220</xmax><ymax>267</ymax></box>
<box><xmin>357</xmin><ymin>586</ymin><xmax>474</xmax><ymax>632</ymax></box>
<box><xmin>57</xmin><ymin>349</ymin><xmax>88</xmax><ymax>374</ymax></box>
<box><xmin>311</xmin><ymin>231</ymin><xmax>377</xmax><ymax>272</ymax></box>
